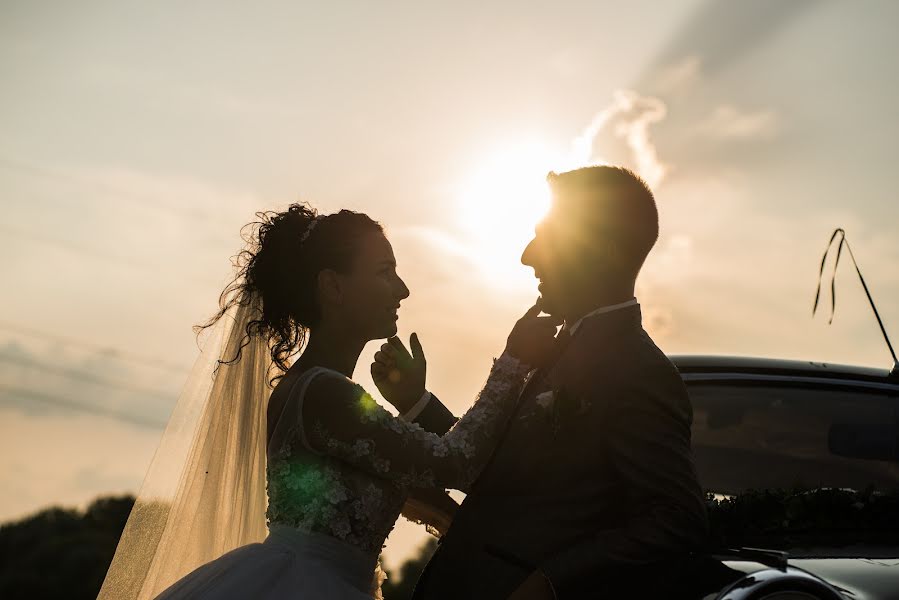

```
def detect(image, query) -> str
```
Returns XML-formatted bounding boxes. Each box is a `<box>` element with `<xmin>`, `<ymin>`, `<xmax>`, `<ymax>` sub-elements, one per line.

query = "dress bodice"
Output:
<box><xmin>265</xmin><ymin>370</ymin><xmax>408</xmax><ymax>554</ymax></box>
<box><xmin>264</xmin><ymin>356</ymin><xmax>530</xmax><ymax>556</ymax></box>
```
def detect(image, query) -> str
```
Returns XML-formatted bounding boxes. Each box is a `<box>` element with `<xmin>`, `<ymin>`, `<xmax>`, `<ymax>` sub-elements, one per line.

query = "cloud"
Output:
<box><xmin>645</xmin><ymin>56</ymin><xmax>780</xmax><ymax>144</ymax></box>
<box><xmin>0</xmin><ymin>337</ymin><xmax>177</xmax><ymax>428</ymax></box>
<box><xmin>698</xmin><ymin>105</ymin><xmax>779</xmax><ymax>140</ymax></box>
<box><xmin>654</xmin><ymin>55</ymin><xmax>703</xmax><ymax>95</ymax></box>
<box><xmin>642</xmin><ymin>0</ymin><xmax>823</xmax><ymax>82</ymax></box>
<box><xmin>570</xmin><ymin>90</ymin><xmax>669</xmax><ymax>187</ymax></box>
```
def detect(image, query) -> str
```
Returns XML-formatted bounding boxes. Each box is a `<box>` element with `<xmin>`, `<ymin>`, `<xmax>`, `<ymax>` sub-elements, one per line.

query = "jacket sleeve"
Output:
<box><xmin>412</xmin><ymin>393</ymin><xmax>459</xmax><ymax>435</ymax></box>
<box><xmin>539</xmin><ymin>383</ymin><xmax>709</xmax><ymax>596</ymax></box>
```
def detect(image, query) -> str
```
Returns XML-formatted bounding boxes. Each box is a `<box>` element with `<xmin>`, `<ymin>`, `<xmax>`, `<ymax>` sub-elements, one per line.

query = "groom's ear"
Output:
<box><xmin>317</xmin><ymin>269</ymin><xmax>344</xmax><ymax>305</ymax></box>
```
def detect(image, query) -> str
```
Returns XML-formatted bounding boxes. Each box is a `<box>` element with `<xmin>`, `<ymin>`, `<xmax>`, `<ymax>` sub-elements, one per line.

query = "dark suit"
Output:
<box><xmin>411</xmin><ymin>305</ymin><xmax>709</xmax><ymax>599</ymax></box>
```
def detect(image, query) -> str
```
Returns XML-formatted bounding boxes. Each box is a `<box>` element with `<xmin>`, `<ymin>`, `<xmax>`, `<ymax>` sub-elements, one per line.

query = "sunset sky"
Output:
<box><xmin>1</xmin><ymin>0</ymin><xmax>898</xmax><ymax>570</ymax></box>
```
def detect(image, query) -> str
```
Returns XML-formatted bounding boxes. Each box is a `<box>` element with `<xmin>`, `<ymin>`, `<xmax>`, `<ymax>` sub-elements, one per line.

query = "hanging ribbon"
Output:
<box><xmin>813</xmin><ymin>228</ymin><xmax>898</xmax><ymax>369</ymax></box>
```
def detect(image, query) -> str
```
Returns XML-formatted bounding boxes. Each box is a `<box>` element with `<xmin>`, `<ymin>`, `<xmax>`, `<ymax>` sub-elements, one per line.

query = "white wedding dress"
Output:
<box><xmin>154</xmin><ymin>354</ymin><xmax>529</xmax><ymax>599</ymax></box>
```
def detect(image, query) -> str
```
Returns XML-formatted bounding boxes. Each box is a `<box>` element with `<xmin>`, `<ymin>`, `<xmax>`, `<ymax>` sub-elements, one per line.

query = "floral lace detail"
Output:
<box><xmin>306</xmin><ymin>353</ymin><xmax>530</xmax><ymax>491</ymax></box>
<box><xmin>265</xmin><ymin>451</ymin><xmax>406</xmax><ymax>553</ymax></box>
<box><xmin>265</xmin><ymin>353</ymin><xmax>530</xmax><ymax>556</ymax></box>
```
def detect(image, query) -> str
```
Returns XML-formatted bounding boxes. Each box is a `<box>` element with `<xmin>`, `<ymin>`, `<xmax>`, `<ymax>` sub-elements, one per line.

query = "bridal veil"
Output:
<box><xmin>98</xmin><ymin>299</ymin><xmax>272</xmax><ymax>599</ymax></box>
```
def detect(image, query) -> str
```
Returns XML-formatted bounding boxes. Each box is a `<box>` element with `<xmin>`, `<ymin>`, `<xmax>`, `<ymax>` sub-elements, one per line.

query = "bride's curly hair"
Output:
<box><xmin>196</xmin><ymin>203</ymin><xmax>383</xmax><ymax>384</ymax></box>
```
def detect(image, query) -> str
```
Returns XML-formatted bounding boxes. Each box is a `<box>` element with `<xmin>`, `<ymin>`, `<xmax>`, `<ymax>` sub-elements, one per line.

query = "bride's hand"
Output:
<box><xmin>371</xmin><ymin>334</ymin><xmax>427</xmax><ymax>414</ymax></box>
<box><xmin>504</xmin><ymin>299</ymin><xmax>563</xmax><ymax>368</ymax></box>
<box><xmin>401</xmin><ymin>488</ymin><xmax>459</xmax><ymax>538</ymax></box>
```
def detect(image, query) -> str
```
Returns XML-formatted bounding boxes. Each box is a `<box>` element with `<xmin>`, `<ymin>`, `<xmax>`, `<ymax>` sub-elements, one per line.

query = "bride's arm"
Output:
<box><xmin>302</xmin><ymin>352</ymin><xmax>530</xmax><ymax>492</ymax></box>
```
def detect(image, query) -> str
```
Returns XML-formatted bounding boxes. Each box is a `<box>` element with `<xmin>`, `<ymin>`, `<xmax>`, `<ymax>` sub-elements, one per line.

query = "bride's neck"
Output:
<box><xmin>297</xmin><ymin>322</ymin><xmax>366</xmax><ymax>378</ymax></box>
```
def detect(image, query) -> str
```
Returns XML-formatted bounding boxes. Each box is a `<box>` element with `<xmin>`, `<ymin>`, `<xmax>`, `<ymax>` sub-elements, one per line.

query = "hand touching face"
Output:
<box><xmin>371</xmin><ymin>334</ymin><xmax>427</xmax><ymax>414</ymax></box>
<box><xmin>504</xmin><ymin>299</ymin><xmax>563</xmax><ymax>368</ymax></box>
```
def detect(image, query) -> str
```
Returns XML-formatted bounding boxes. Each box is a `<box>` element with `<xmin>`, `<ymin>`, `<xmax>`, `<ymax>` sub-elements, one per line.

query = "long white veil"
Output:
<box><xmin>98</xmin><ymin>298</ymin><xmax>273</xmax><ymax>599</ymax></box>
<box><xmin>98</xmin><ymin>285</ymin><xmax>457</xmax><ymax>599</ymax></box>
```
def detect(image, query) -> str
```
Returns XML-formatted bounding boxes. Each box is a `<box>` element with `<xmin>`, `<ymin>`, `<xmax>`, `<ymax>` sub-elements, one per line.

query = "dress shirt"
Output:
<box><xmin>564</xmin><ymin>297</ymin><xmax>639</xmax><ymax>336</ymax></box>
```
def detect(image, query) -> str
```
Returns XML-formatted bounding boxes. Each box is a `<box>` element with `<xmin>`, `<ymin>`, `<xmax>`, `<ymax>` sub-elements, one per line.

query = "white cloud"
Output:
<box><xmin>648</xmin><ymin>56</ymin><xmax>779</xmax><ymax>144</ymax></box>
<box><xmin>698</xmin><ymin>105</ymin><xmax>779</xmax><ymax>140</ymax></box>
<box><xmin>654</xmin><ymin>55</ymin><xmax>703</xmax><ymax>94</ymax></box>
<box><xmin>570</xmin><ymin>90</ymin><xmax>669</xmax><ymax>187</ymax></box>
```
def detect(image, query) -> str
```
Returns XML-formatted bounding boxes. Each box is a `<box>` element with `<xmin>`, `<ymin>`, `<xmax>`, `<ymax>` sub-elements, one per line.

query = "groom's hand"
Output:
<box><xmin>507</xmin><ymin>570</ymin><xmax>555</xmax><ymax>600</ymax></box>
<box><xmin>371</xmin><ymin>334</ymin><xmax>427</xmax><ymax>414</ymax></box>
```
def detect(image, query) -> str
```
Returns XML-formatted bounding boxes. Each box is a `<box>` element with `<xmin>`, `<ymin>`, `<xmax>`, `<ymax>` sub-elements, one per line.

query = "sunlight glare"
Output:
<box><xmin>457</xmin><ymin>142</ymin><xmax>564</xmax><ymax>284</ymax></box>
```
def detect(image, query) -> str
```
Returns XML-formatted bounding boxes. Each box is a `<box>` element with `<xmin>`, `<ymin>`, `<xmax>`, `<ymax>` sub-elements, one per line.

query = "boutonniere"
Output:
<box><xmin>535</xmin><ymin>386</ymin><xmax>590</xmax><ymax>436</ymax></box>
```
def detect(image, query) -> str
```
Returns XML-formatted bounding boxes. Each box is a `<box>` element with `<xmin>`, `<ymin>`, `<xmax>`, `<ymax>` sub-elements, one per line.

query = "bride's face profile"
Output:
<box><xmin>317</xmin><ymin>232</ymin><xmax>409</xmax><ymax>341</ymax></box>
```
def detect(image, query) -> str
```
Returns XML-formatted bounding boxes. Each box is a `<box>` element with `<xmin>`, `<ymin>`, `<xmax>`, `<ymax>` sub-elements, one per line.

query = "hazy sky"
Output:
<box><xmin>2</xmin><ymin>0</ymin><xmax>898</xmax><ymax>570</ymax></box>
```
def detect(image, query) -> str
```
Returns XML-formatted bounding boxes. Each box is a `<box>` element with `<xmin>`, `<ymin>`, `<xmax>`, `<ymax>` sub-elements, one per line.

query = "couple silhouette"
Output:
<box><xmin>100</xmin><ymin>165</ymin><xmax>708</xmax><ymax>600</ymax></box>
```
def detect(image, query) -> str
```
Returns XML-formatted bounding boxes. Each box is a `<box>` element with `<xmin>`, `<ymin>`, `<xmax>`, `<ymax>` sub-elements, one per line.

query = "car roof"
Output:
<box><xmin>670</xmin><ymin>355</ymin><xmax>899</xmax><ymax>388</ymax></box>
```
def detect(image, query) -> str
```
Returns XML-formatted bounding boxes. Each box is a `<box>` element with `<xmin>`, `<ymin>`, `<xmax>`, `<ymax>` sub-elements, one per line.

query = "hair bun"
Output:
<box><xmin>197</xmin><ymin>203</ymin><xmax>383</xmax><ymax>385</ymax></box>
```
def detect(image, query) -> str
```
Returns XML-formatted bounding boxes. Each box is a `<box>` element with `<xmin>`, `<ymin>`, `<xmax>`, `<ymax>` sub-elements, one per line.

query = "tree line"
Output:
<box><xmin>0</xmin><ymin>494</ymin><xmax>434</xmax><ymax>600</ymax></box>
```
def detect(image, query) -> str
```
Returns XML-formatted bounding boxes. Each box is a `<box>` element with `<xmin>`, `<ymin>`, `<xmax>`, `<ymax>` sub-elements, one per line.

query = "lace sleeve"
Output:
<box><xmin>302</xmin><ymin>353</ymin><xmax>530</xmax><ymax>491</ymax></box>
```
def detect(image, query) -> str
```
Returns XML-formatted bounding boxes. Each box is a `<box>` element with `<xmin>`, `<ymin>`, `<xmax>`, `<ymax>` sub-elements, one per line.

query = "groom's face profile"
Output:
<box><xmin>521</xmin><ymin>166</ymin><xmax>659</xmax><ymax>318</ymax></box>
<box><xmin>520</xmin><ymin>211</ymin><xmax>583</xmax><ymax>317</ymax></box>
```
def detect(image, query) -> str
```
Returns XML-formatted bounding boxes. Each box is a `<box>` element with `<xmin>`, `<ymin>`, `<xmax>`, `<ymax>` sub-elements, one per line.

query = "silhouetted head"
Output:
<box><xmin>521</xmin><ymin>166</ymin><xmax>658</xmax><ymax>318</ymax></box>
<box><xmin>201</xmin><ymin>203</ymin><xmax>409</xmax><ymax>379</ymax></box>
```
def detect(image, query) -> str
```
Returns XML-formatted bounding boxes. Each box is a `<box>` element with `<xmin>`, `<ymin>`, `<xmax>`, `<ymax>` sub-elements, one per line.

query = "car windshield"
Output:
<box><xmin>689</xmin><ymin>382</ymin><xmax>899</xmax><ymax>554</ymax></box>
<box><xmin>690</xmin><ymin>383</ymin><xmax>899</xmax><ymax>494</ymax></box>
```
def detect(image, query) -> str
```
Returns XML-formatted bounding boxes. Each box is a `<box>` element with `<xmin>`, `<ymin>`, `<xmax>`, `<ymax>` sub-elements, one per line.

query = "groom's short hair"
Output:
<box><xmin>546</xmin><ymin>166</ymin><xmax>658</xmax><ymax>274</ymax></box>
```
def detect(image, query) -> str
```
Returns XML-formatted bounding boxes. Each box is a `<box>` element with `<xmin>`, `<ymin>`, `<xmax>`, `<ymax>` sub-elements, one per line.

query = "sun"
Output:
<box><xmin>456</xmin><ymin>141</ymin><xmax>566</xmax><ymax>283</ymax></box>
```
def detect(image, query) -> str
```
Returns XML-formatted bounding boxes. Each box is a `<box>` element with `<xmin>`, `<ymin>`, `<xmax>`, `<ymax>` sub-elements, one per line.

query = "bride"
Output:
<box><xmin>98</xmin><ymin>203</ymin><xmax>560</xmax><ymax>599</ymax></box>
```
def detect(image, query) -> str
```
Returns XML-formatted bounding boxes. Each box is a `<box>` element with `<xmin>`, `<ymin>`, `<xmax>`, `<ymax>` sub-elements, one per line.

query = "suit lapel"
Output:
<box><xmin>517</xmin><ymin>367</ymin><xmax>544</xmax><ymax>405</ymax></box>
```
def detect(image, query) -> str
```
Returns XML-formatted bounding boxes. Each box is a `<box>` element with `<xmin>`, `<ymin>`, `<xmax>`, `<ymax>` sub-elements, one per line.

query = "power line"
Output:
<box><xmin>0</xmin><ymin>384</ymin><xmax>167</xmax><ymax>429</ymax></box>
<box><xmin>0</xmin><ymin>320</ymin><xmax>189</xmax><ymax>375</ymax></box>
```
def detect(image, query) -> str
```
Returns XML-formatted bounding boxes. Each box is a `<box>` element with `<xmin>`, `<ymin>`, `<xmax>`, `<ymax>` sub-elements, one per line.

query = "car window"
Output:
<box><xmin>688</xmin><ymin>382</ymin><xmax>899</xmax><ymax>495</ymax></box>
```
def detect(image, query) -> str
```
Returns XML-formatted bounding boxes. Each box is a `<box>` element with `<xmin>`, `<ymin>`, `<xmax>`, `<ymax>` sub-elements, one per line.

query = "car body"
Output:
<box><xmin>672</xmin><ymin>355</ymin><xmax>899</xmax><ymax>600</ymax></box>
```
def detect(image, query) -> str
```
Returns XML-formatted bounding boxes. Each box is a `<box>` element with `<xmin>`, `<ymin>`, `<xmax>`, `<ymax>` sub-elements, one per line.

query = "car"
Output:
<box><xmin>670</xmin><ymin>355</ymin><xmax>899</xmax><ymax>600</ymax></box>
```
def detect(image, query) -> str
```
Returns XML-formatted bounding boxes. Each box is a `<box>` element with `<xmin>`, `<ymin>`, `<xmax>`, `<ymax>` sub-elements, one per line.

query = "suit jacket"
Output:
<box><xmin>410</xmin><ymin>305</ymin><xmax>709</xmax><ymax>599</ymax></box>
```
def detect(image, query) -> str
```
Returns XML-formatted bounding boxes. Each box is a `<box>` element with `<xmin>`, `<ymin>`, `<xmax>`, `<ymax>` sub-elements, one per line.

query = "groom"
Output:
<box><xmin>373</xmin><ymin>166</ymin><xmax>709</xmax><ymax>599</ymax></box>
